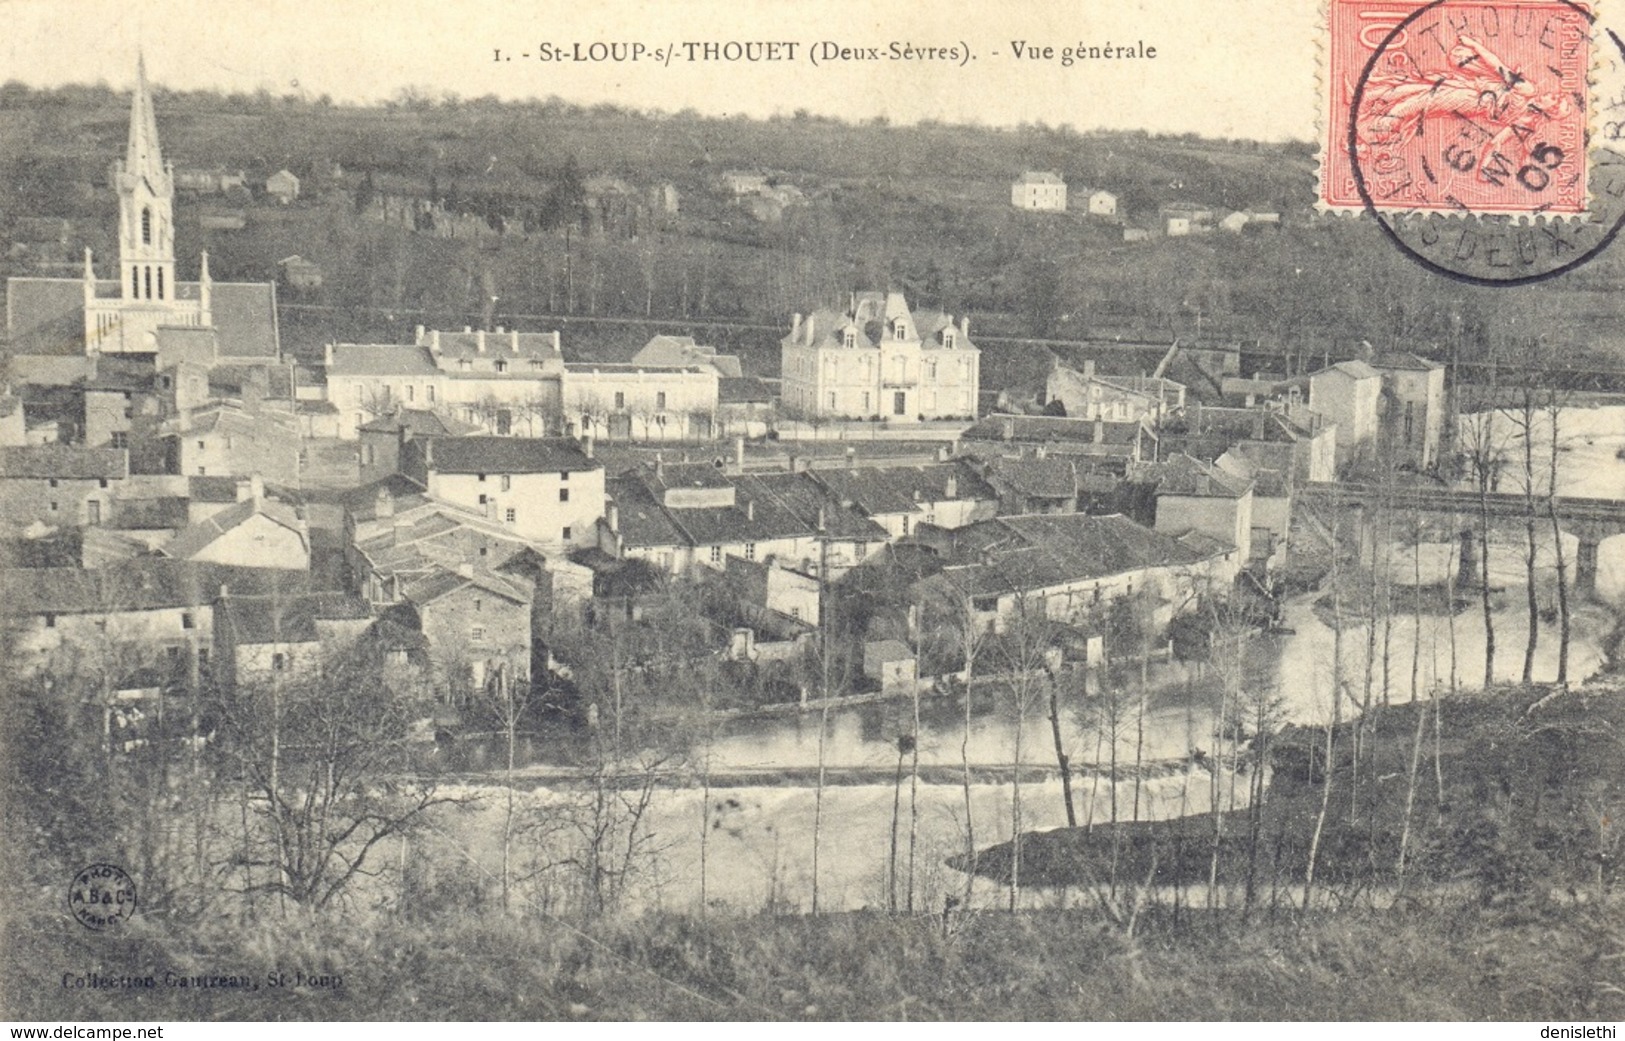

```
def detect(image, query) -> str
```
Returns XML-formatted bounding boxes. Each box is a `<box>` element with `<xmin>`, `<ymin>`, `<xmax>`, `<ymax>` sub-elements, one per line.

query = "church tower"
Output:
<box><xmin>116</xmin><ymin>54</ymin><xmax>175</xmax><ymax>305</ymax></box>
<box><xmin>85</xmin><ymin>55</ymin><xmax>210</xmax><ymax>356</ymax></box>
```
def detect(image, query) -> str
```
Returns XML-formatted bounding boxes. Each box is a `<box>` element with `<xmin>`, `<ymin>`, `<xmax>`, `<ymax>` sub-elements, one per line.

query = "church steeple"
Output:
<box><xmin>116</xmin><ymin>53</ymin><xmax>174</xmax><ymax>305</ymax></box>
<box><xmin>125</xmin><ymin>54</ymin><xmax>165</xmax><ymax>184</ymax></box>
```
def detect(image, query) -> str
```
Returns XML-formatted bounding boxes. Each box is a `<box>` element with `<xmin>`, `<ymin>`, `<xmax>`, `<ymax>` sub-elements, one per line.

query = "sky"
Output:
<box><xmin>0</xmin><ymin>0</ymin><xmax>1323</xmax><ymax>141</ymax></box>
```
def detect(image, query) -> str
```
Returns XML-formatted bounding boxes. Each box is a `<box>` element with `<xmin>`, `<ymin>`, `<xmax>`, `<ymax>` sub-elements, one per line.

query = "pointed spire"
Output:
<box><xmin>83</xmin><ymin>247</ymin><xmax>95</xmax><ymax>283</ymax></box>
<box><xmin>125</xmin><ymin>53</ymin><xmax>164</xmax><ymax>181</ymax></box>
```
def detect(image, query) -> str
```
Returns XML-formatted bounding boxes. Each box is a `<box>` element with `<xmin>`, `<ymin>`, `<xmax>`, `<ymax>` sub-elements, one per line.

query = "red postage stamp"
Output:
<box><xmin>1321</xmin><ymin>0</ymin><xmax>1592</xmax><ymax>215</ymax></box>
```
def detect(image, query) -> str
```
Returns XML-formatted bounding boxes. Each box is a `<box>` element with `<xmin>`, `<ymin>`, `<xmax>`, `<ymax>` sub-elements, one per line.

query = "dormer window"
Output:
<box><xmin>843</xmin><ymin>330</ymin><xmax>856</xmax><ymax>349</ymax></box>
<box><xmin>894</xmin><ymin>322</ymin><xmax>907</xmax><ymax>341</ymax></box>
<box><xmin>495</xmin><ymin>360</ymin><xmax>508</xmax><ymax>373</ymax></box>
<box><xmin>943</xmin><ymin>331</ymin><xmax>956</xmax><ymax>349</ymax></box>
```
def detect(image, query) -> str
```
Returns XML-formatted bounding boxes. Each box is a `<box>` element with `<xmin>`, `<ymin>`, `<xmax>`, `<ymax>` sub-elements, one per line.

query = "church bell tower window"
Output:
<box><xmin>141</xmin><ymin>207</ymin><xmax>152</xmax><ymax>245</ymax></box>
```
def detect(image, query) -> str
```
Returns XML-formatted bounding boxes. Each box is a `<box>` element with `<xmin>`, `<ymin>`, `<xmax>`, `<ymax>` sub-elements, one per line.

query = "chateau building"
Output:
<box><xmin>780</xmin><ymin>292</ymin><xmax>979</xmax><ymax>422</ymax></box>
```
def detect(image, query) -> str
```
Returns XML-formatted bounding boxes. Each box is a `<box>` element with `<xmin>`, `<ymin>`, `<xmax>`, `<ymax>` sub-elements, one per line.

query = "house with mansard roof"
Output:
<box><xmin>780</xmin><ymin>291</ymin><xmax>979</xmax><ymax>422</ymax></box>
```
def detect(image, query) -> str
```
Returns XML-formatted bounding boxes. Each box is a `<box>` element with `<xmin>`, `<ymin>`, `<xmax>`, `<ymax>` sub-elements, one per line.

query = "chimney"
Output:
<box><xmin>960</xmin><ymin>315</ymin><xmax>970</xmax><ymax>338</ymax></box>
<box><xmin>1002</xmin><ymin>417</ymin><xmax>1015</xmax><ymax>441</ymax></box>
<box><xmin>845</xmin><ymin>446</ymin><xmax>856</xmax><ymax>465</ymax></box>
<box><xmin>792</xmin><ymin>313</ymin><xmax>803</xmax><ymax>338</ymax></box>
<box><xmin>734</xmin><ymin>435</ymin><xmax>745</xmax><ymax>472</ymax></box>
<box><xmin>746</xmin><ymin>499</ymin><xmax>755</xmax><ymax>521</ymax></box>
<box><xmin>816</xmin><ymin>504</ymin><xmax>826</xmax><ymax>532</ymax></box>
<box><xmin>476</xmin><ymin>329</ymin><xmax>486</xmax><ymax>353</ymax></box>
<box><xmin>1083</xmin><ymin>359</ymin><xmax>1096</xmax><ymax>379</ymax></box>
<box><xmin>805</xmin><ymin>316</ymin><xmax>815</xmax><ymax>345</ymax></box>
<box><xmin>654</xmin><ymin>452</ymin><xmax>664</xmax><ymax>479</ymax></box>
<box><xmin>323</xmin><ymin>343</ymin><xmax>334</xmax><ymax>368</ymax></box>
<box><xmin>430</xmin><ymin>329</ymin><xmax>441</xmax><ymax>353</ymax></box>
<box><xmin>376</xmin><ymin>487</ymin><xmax>394</xmax><ymax>519</ymax></box>
<box><xmin>945</xmin><ymin>473</ymin><xmax>958</xmax><ymax>498</ymax></box>
<box><xmin>510</xmin><ymin>330</ymin><xmax>520</xmax><ymax>353</ymax></box>
<box><xmin>606</xmin><ymin>501</ymin><xmax>619</xmax><ymax>533</ymax></box>
<box><xmin>551</xmin><ymin>331</ymin><xmax>562</xmax><ymax>353</ymax></box>
<box><xmin>495</xmin><ymin>325</ymin><xmax>505</xmax><ymax>335</ymax></box>
<box><xmin>1252</xmin><ymin>410</ymin><xmax>1266</xmax><ymax>440</ymax></box>
<box><xmin>934</xmin><ymin>444</ymin><xmax>949</xmax><ymax>462</ymax></box>
<box><xmin>415</xmin><ymin>324</ymin><xmax>426</xmax><ymax>342</ymax></box>
<box><xmin>1093</xmin><ymin>419</ymin><xmax>1105</xmax><ymax>443</ymax></box>
<box><xmin>463</xmin><ymin>325</ymin><xmax>472</xmax><ymax>334</ymax></box>
<box><xmin>1036</xmin><ymin>444</ymin><xmax>1048</xmax><ymax>460</ymax></box>
<box><xmin>583</xmin><ymin>431</ymin><xmax>595</xmax><ymax>458</ymax></box>
<box><xmin>456</xmin><ymin>562</ymin><xmax>474</xmax><ymax>579</ymax></box>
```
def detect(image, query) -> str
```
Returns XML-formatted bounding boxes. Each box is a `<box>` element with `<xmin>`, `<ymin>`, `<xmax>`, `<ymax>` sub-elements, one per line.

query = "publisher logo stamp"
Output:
<box><xmin>68</xmin><ymin>864</ymin><xmax>137</xmax><ymax>930</ymax></box>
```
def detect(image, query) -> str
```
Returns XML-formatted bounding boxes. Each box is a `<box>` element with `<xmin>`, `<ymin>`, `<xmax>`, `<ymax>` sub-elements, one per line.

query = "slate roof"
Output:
<box><xmin>984</xmin><ymin>456</ymin><xmax>1080</xmax><ymax>500</ymax></box>
<box><xmin>216</xmin><ymin>590</ymin><xmax>371</xmax><ymax>645</ymax></box>
<box><xmin>1141</xmin><ymin>454</ymin><xmax>1252</xmax><ymax>498</ymax></box>
<box><xmin>934</xmin><ymin>513</ymin><xmax>1219</xmax><ymax>598</ymax></box>
<box><xmin>327</xmin><ymin>342</ymin><xmax>439</xmax><ymax>377</ymax></box>
<box><xmin>0</xmin><ymin>560</ymin><xmax>319</xmax><ymax>615</ymax></box>
<box><xmin>1315</xmin><ymin>359</ymin><xmax>1381</xmax><ymax>380</ymax></box>
<box><xmin>423</xmin><ymin>436</ymin><xmax>598</xmax><ymax>475</ymax></box>
<box><xmin>0</xmin><ymin>445</ymin><xmax>128</xmax><ymax>480</ymax></box>
<box><xmin>631</xmin><ymin>335</ymin><xmax>744</xmax><ymax>378</ymax></box>
<box><xmin>961</xmin><ymin>414</ymin><xmax>1146</xmax><ymax>447</ymax></box>
<box><xmin>1016</xmin><ymin>171</ymin><xmax>1065</xmax><ymax>184</ymax></box>
<box><xmin>159</xmin><ymin>497</ymin><xmax>306</xmax><ymax>561</ymax></box>
<box><xmin>316</xmin><ymin>474</ymin><xmax>430</xmax><ymax>523</ymax></box>
<box><xmin>808</xmin><ymin>462</ymin><xmax>995</xmax><ymax>517</ymax></box>
<box><xmin>401</xmin><ymin>566</ymin><xmax>530</xmax><ymax>607</ymax></box>
<box><xmin>422</xmin><ymin>329</ymin><xmax>563</xmax><ymax>362</ymax></box>
<box><xmin>358</xmin><ymin>407</ymin><xmax>481</xmax><ymax>437</ymax></box>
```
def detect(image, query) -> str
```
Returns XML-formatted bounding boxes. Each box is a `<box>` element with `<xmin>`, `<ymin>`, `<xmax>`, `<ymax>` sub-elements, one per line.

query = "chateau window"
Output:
<box><xmin>744</xmin><ymin>542</ymin><xmax>757</xmax><ymax>561</ymax></box>
<box><xmin>505</xmin><ymin>508</ymin><xmax>516</xmax><ymax>523</ymax></box>
<box><xmin>710</xmin><ymin>545</ymin><xmax>722</xmax><ymax>563</ymax></box>
<box><xmin>459</xmin><ymin>359</ymin><xmax>471</xmax><ymax>371</ymax></box>
<box><xmin>614</xmin><ymin>391</ymin><xmax>626</xmax><ymax>410</ymax></box>
<box><xmin>944</xmin><ymin>331</ymin><xmax>956</xmax><ymax>349</ymax></box>
<box><xmin>656</xmin><ymin>391</ymin><xmax>667</xmax><ymax>410</ymax></box>
<box><xmin>182</xmin><ymin>611</ymin><xmax>195</xmax><ymax>630</ymax></box>
<box><xmin>826</xmin><ymin>391</ymin><xmax>836</xmax><ymax>409</ymax></box>
<box><xmin>406</xmin><ymin>386</ymin><xmax>415</xmax><ymax>402</ymax></box>
<box><xmin>427</xmin><ymin>386</ymin><xmax>436</xmax><ymax>403</ymax></box>
<box><xmin>895</xmin><ymin>323</ymin><xmax>907</xmax><ymax>340</ymax></box>
<box><xmin>141</xmin><ymin>207</ymin><xmax>152</xmax><ymax>245</ymax></box>
<box><xmin>925</xmin><ymin>360</ymin><xmax>937</xmax><ymax>380</ymax></box>
<box><xmin>561</xmin><ymin>471</ymin><xmax>569</xmax><ymax>481</ymax></box>
<box><xmin>559</xmin><ymin>488</ymin><xmax>569</xmax><ymax>502</ymax></box>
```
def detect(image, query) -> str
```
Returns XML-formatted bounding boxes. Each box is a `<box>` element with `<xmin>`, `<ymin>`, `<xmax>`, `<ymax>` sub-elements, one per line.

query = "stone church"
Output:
<box><xmin>4</xmin><ymin>58</ymin><xmax>281</xmax><ymax>384</ymax></box>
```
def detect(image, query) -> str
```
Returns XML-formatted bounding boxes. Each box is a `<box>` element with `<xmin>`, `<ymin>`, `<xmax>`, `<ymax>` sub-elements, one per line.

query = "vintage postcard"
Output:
<box><xmin>1</xmin><ymin>0</ymin><xmax>1621</xmax><ymax>1026</ymax></box>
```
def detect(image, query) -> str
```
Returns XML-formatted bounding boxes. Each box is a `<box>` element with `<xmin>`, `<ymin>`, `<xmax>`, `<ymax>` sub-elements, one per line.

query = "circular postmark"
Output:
<box><xmin>1347</xmin><ymin>0</ymin><xmax>1625</xmax><ymax>285</ymax></box>
<box><xmin>67</xmin><ymin>863</ymin><xmax>137</xmax><ymax>931</ymax></box>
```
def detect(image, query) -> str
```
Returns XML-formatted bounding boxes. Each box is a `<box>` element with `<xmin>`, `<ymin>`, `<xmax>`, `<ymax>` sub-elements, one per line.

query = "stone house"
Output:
<box><xmin>400</xmin><ymin>435</ymin><xmax>604</xmax><ymax>552</ymax></box>
<box><xmin>0</xmin><ymin>444</ymin><xmax>127</xmax><ymax>531</ymax></box>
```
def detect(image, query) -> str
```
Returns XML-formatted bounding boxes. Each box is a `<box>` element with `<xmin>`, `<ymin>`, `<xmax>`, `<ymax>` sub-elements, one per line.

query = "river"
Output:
<box><xmin>434</xmin><ymin>406</ymin><xmax>1625</xmax><ymax>915</ymax></box>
